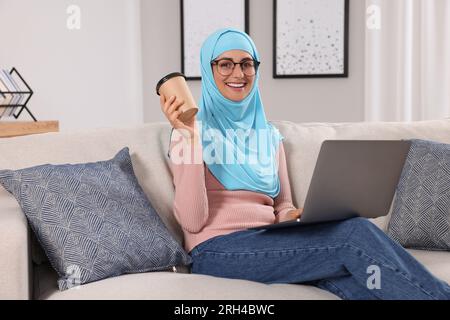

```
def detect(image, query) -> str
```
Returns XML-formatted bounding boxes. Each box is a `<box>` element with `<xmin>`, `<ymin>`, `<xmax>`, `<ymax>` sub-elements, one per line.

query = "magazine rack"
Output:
<box><xmin>0</xmin><ymin>67</ymin><xmax>37</xmax><ymax>121</ymax></box>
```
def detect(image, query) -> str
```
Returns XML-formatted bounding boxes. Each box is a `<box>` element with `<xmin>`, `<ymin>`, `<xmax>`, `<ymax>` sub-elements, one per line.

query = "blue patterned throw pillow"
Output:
<box><xmin>387</xmin><ymin>139</ymin><xmax>450</xmax><ymax>250</ymax></box>
<box><xmin>0</xmin><ymin>147</ymin><xmax>192</xmax><ymax>290</ymax></box>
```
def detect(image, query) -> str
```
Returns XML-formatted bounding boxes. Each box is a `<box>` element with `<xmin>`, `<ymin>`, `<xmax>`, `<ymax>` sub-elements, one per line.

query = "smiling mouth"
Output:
<box><xmin>226</xmin><ymin>82</ymin><xmax>247</xmax><ymax>90</ymax></box>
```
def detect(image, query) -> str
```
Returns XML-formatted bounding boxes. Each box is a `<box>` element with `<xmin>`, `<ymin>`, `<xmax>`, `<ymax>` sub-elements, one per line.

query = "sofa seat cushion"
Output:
<box><xmin>407</xmin><ymin>249</ymin><xmax>450</xmax><ymax>284</ymax></box>
<box><xmin>35</xmin><ymin>264</ymin><xmax>338</xmax><ymax>300</ymax></box>
<box><xmin>34</xmin><ymin>249</ymin><xmax>450</xmax><ymax>300</ymax></box>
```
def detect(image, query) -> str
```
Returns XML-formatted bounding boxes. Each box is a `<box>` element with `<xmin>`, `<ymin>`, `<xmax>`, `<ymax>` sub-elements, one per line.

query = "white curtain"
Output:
<box><xmin>365</xmin><ymin>0</ymin><xmax>450</xmax><ymax>121</ymax></box>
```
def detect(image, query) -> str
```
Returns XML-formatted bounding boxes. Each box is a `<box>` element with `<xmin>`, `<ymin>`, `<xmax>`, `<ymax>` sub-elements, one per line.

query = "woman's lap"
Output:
<box><xmin>190</xmin><ymin>217</ymin><xmax>371</xmax><ymax>284</ymax></box>
<box><xmin>191</xmin><ymin>217</ymin><xmax>365</xmax><ymax>255</ymax></box>
<box><xmin>190</xmin><ymin>217</ymin><xmax>450</xmax><ymax>299</ymax></box>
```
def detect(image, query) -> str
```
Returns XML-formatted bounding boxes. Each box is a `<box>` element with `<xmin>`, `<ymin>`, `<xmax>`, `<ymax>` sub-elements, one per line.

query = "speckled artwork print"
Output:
<box><xmin>276</xmin><ymin>0</ymin><xmax>346</xmax><ymax>75</ymax></box>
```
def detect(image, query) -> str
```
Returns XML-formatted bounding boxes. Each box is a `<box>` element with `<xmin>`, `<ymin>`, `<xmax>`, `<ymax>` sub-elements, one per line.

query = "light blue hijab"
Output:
<box><xmin>197</xmin><ymin>28</ymin><xmax>284</xmax><ymax>198</ymax></box>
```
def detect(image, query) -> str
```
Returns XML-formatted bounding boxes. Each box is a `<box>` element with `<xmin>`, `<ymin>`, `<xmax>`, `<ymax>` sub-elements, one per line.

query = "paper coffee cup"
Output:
<box><xmin>156</xmin><ymin>72</ymin><xmax>199</xmax><ymax>123</ymax></box>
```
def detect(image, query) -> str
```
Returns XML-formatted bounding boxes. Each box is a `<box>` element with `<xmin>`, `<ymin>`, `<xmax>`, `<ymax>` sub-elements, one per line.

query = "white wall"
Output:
<box><xmin>141</xmin><ymin>0</ymin><xmax>366</xmax><ymax>124</ymax></box>
<box><xmin>0</xmin><ymin>0</ymin><xmax>143</xmax><ymax>131</ymax></box>
<box><xmin>0</xmin><ymin>0</ymin><xmax>366</xmax><ymax>131</ymax></box>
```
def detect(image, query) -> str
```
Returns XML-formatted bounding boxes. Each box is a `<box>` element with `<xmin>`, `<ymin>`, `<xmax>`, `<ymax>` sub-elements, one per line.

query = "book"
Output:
<box><xmin>0</xmin><ymin>68</ymin><xmax>34</xmax><ymax>121</ymax></box>
<box><xmin>0</xmin><ymin>88</ymin><xmax>5</xmax><ymax>105</ymax></box>
<box><xmin>0</xmin><ymin>75</ymin><xmax>13</xmax><ymax>119</ymax></box>
<box><xmin>9</xmin><ymin>70</ymin><xmax>25</xmax><ymax>116</ymax></box>
<box><xmin>0</xmin><ymin>69</ymin><xmax>21</xmax><ymax>116</ymax></box>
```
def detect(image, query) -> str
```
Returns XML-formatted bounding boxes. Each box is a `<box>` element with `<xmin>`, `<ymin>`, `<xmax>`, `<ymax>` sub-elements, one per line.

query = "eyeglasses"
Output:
<box><xmin>211</xmin><ymin>58</ymin><xmax>260</xmax><ymax>76</ymax></box>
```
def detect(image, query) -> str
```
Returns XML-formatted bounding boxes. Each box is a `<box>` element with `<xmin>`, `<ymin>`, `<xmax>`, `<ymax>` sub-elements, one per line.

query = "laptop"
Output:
<box><xmin>249</xmin><ymin>140</ymin><xmax>412</xmax><ymax>231</ymax></box>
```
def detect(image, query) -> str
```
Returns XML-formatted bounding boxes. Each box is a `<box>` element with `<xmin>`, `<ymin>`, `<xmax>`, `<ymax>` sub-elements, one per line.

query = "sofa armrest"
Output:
<box><xmin>0</xmin><ymin>191</ymin><xmax>31</xmax><ymax>300</ymax></box>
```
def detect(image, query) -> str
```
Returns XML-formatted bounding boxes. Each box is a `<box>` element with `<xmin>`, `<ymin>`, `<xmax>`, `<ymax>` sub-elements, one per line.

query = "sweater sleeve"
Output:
<box><xmin>273</xmin><ymin>141</ymin><xmax>297</xmax><ymax>216</ymax></box>
<box><xmin>168</xmin><ymin>132</ymin><xmax>209</xmax><ymax>233</ymax></box>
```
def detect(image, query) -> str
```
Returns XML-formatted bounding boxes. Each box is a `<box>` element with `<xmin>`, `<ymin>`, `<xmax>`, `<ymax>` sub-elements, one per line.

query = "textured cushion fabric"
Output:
<box><xmin>387</xmin><ymin>139</ymin><xmax>450</xmax><ymax>250</ymax></box>
<box><xmin>0</xmin><ymin>147</ymin><xmax>192</xmax><ymax>291</ymax></box>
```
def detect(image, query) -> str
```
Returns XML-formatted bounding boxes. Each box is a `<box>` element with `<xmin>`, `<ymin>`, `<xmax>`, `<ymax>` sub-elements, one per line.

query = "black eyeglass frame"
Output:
<box><xmin>211</xmin><ymin>58</ymin><xmax>261</xmax><ymax>76</ymax></box>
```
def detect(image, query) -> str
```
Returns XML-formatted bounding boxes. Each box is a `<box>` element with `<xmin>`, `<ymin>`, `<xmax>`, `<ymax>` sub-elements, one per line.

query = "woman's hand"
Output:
<box><xmin>275</xmin><ymin>208</ymin><xmax>304</xmax><ymax>223</ymax></box>
<box><xmin>160</xmin><ymin>95</ymin><xmax>197</xmax><ymax>140</ymax></box>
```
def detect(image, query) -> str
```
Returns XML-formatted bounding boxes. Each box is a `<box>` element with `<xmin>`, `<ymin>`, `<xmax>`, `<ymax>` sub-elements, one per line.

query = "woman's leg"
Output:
<box><xmin>313</xmin><ymin>275</ymin><xmax>380</xmax><ymax>300</ymax></box>
<box><xmin>337</xmin><ymin>217</ymin><xmax>450</xmax><ymax>300</ymax></box>
<box><xmin>191</xmin><ymin>218</ymin><xmax>356</xmax><ymax>285</ymax></box>
<box><xmin>190</xmin><ymin>217</ymin><xmax>450</xmax><ymax>300</ymax></box>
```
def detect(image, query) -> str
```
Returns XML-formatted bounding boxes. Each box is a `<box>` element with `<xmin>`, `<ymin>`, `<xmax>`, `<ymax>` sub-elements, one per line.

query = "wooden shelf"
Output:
<box><xmin>0</xmin><ymin>121</ymin><xmax>59</xmax><ymax>138</ymax></box>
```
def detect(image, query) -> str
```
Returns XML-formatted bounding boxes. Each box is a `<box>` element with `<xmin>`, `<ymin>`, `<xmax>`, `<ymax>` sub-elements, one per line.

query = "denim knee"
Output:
<box><xmin>344</xmin><ymin>217</ymin><xmax>373</xmax><ymax>227</ymax></box>
<box><xmin>343</xmin><ymin>217</ymin><xmax>377</xmax><ymax>232</ymax></box>
<box><xmin>338</xmin><ymin>216</ymin><xmax>370</xmax><ymax>234</ymax></box>
<box><xmin>340</xmin><ymin>217</ymin><xmax>384</xmax><ymax>246</ymax></box>
<box><xmin>340</xmin><ymin>217</ymin><xmax>398</xmax><ymax>266</ymax></box>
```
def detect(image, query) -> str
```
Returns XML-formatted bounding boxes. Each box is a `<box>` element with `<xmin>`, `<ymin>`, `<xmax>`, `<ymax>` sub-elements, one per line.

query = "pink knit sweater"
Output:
<box><xmin>168</xmin><ymin>134</ymin><xmax>297</xmax><ymax>253</ymax></box>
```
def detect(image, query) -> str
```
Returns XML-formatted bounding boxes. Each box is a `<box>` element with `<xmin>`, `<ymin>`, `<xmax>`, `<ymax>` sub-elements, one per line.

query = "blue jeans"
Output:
<box><xmin>190</xmin><ymin>217</ymin><xmax>450</xmax><ymax>300</ymax></box>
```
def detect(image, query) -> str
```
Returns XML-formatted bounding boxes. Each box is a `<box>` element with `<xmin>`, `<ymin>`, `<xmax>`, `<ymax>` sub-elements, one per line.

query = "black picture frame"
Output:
<box><xmin>181</xmin><ymin>0</ymin><xmax>250</xmax><ymax>80</ymax></box>
<box><xmin>273</xmin><ymin>0</ymin><xmax>349</xmax><ymax>78</ymax></box>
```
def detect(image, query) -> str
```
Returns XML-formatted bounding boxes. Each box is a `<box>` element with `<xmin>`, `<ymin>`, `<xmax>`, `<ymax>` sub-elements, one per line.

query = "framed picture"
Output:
<box><xmin>273</xmin><ymin>0</ymin><xmax>349</xmax><ymax>78</ymax></box>
<box><xmin>181</xmin><ymin>0</ymin><xmax>249</xmax><ymax>80</ymax></box>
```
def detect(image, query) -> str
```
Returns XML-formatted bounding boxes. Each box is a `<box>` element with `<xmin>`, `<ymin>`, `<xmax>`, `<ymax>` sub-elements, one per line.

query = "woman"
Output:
<box><xmin>160</xmin><ymin>28</ymin><xmax>450</xmax><ymax>300</ymax></box>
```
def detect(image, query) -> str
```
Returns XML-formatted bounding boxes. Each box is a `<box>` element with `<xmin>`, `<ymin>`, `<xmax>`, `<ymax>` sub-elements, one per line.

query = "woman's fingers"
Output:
<box><xmin>160</xmin><ymin>94</ymin><xmax>197</xmax><ymax>134</ymax></box>
<box><xmin>169</xmin><ymin>110</ymin><xmax>182</xmax><ymax>124</ymax></box>
<box><xmin>168</xmin><ymin>97</ymin><xmax>185</xmax><ymax>114</ymax></box>
<box><xmin>291</xmin><ymin>211</ymin><xmax>301</xmax><ymax>219</ymax></box>
<box><xmin>160</xmin><ymin>94</ymin><xmax>170</xmax><ymax>113</ymax></box>
<box><xmin>162</xmin><ymin>95</ymin><xmax>176</xmax><ymax>114</ymax></box>
<box><xmin>161</xmin><ymin>96</ymin><xmax>184</xmax><ymax>127</ymax></box>
<box><xmin>161</xmin><ymin>95</ymin><xmax>195</xmax><ymax>139</ymax></box>
<box><xmin>285</xmin><ymin>209</ymin><xmax>301</xmax><ymax>221</ymax></box>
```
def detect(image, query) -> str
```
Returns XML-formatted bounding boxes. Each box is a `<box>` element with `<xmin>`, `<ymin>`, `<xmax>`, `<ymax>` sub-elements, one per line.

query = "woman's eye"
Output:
<box><xmin>220</xmin><ymin>62</ymin><xmax>233</xmax><ymax>69</ymax></box>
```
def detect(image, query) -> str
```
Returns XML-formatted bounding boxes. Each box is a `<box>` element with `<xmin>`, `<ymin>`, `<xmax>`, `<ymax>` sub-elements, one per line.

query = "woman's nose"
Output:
<box><xmin>231</xmin><ymin>64</ymin><xmax>245</xmax><ymax>77</ymax></box>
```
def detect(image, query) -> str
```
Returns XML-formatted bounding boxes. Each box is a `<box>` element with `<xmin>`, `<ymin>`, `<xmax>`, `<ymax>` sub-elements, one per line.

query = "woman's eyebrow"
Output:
<box><xmin>218</xmin><ymin>57</ymin><xmax>253</xmax><ymax>62</ymax></box>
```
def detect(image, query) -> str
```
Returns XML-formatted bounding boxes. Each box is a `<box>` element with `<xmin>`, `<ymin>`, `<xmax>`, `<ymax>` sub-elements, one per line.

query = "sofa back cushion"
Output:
<box><xmin>386</xmin><ymin>139</ymin><xmax>450</xmax><ymax>250</ymax></box>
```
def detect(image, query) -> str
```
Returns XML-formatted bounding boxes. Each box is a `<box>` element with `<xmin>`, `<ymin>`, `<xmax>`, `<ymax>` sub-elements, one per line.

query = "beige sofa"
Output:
<box><xmin>0</xmin><ymin>119</ymin><xmax>449</xmax><ymax>300</ymax></box>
